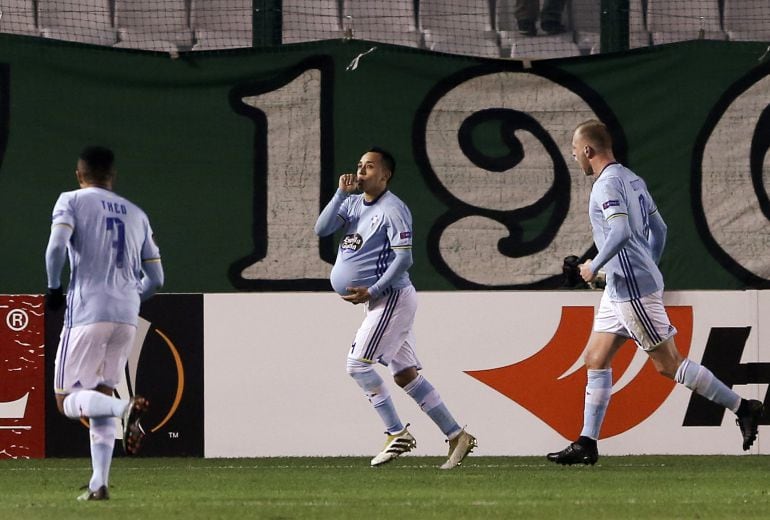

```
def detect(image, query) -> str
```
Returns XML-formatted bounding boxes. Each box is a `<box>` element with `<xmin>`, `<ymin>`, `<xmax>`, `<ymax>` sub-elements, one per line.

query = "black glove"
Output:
<box><xmin>46</xmin><ymin>287</ymin><xmax>65</xmax><ymax>311</ymax></box>
<box><xmin>562</xmin><ymin>255</ymin><xmax>587</xmax><ymax>289</ymax></box>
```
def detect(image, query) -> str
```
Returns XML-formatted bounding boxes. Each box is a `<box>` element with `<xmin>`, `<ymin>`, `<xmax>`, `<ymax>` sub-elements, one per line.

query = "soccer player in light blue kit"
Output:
<box><xmin>45</xmin><ymin>146</ymin><xmax>164</xmax><ymax>499</ymax></box>
<box><xmin>315</xmin><ymin>147</ymin><xmax>476</xmax><ymax>469</ymax></box>
<box><xmin>547</xmin><ymin>120</ymin><xmax>764</xmax><ymax>465</ymax></box>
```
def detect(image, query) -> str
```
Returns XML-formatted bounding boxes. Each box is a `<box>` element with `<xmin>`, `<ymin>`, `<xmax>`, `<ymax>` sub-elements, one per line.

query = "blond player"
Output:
<box><xmin>547</xmin><ymin>121</ymin><xmax>764</xmax><ymax>465</ymax></box>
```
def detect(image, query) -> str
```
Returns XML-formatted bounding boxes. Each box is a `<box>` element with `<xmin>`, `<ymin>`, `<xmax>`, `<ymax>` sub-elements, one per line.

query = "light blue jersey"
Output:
<box><xmin>589</xmin><ymin>163</ymin><xmax>665</xmax><ymax>302</ymax></box>
<box><xmin>320</xmin><ymin>190</ymin><xmax>412</xmax><ymax>298</ymax></box>
<box><xmin>51</xmin><ymin>187</ymin><xmax>161</xmax><ymax>327</ymax></box>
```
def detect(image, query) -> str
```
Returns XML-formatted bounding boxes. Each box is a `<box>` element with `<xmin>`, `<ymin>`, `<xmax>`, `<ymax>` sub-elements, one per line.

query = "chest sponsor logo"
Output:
<box><xmin>341</xmin><ymin>234</ymin><xmax>363</xmax><ymax>252</ymax></box>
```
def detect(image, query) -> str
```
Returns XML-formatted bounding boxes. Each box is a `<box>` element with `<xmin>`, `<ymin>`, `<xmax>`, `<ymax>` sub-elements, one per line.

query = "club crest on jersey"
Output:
<box><xmin>341</xmin><ymin>233</ymin><xmax>363</xmax><ymax>252</ymax></box>
<box><xmin>602</xmin><ymin>200</ymin><xmax>620</xmax><ymax>209</ymax></box>
<box><xmin>370</xmin><ymin>215</ymin><xmax>380</xmax><ymax>228</ymax></box>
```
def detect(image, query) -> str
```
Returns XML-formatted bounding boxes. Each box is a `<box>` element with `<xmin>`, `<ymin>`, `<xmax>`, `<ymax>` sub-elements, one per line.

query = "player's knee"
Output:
<box><xmin>346</xmin><ymin>357</ymin><xmax>374</xmax><ymax>377</ymax></box>
<box><xmin>346</xmin><ymin>358</ymin><xmax>379</xmax><ymax>387</ymax></box>
<box><xmin>347</xmin><ymin>358</ymin><xmax>390</xmax><ymax>404</ymax></box>
<box><xmin>94</xmin><ymin>384</ymin><xmax>114</xmax><ymax>396</ymax></box>
<box><xmin>650</xmin><ymin>340</ymin><xmax>681</xmax><ymax>379</ymax></box>
<box><xmin>653</xmin><ymin>355</ymin><xmax>679</xmax><ymax>379</ymax></box>
<box><xmin>61</xmin><ymin>393</ymin><xmax>79</xmax><ymax>418</ymax></box>
<box><xmin>55</xmin><ymin>395</ymin><xmax>67</xmax><ymax>415</ymax></box>
<box><xmin>583</xmin><ymin>351</ymin><xmax>609</xmax><ymax>370</ymax></box>
<box><xmin>393</xmin><ymin>367</ymin><xmax>418</xmax><ymax>388</ymax></box>
<box><xmin>655</xmin><ymin>364</ymin><xmax>677</xmax><ymax>379</ymax></box>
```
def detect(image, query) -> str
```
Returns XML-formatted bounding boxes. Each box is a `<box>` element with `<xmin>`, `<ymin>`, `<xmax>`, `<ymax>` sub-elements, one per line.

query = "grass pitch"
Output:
<box><xmin>1</xmin><ymin>456</ymin><xmax>768</xmax><ymax>519</ymax></box>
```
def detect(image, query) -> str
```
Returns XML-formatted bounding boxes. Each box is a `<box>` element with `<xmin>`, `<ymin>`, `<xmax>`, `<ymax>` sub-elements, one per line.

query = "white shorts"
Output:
<box><xmin>593</xmin><ymin>290</ymin><xmax>677</xmax><ymax>351</ymax></box>
<box><xmin>54</xmin><ymin>322</ymin><xmax>137</xmax><ymax>395</ymax></box>
<box><xmin>349</xmin><ymin>285</ymin><xmax>422</xmax><ymax>375</ymax></box>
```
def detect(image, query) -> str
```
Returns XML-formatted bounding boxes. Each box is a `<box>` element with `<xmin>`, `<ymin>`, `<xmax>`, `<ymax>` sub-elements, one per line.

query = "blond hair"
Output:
<box><xmin>575</xmin><ymin>120</ymin><xmax>613</xmax><ymax>153</ymax></box>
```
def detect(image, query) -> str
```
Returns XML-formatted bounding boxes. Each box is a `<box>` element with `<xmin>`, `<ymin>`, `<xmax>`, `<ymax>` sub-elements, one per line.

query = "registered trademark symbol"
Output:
<box><xmin>6</xmin><ymin>309</ymin><xmax>29</xmax><ymax>332</ymax></box>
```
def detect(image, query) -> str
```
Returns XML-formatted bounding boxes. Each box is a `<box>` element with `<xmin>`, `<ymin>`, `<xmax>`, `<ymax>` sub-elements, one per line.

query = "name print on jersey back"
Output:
<box><xmin>101</xmin><ymin>200</ymin><xmax>128</xmax><ymax>215</ymax></box>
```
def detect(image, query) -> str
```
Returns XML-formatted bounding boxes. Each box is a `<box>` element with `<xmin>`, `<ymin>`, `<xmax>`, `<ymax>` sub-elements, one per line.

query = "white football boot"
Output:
<box><xmin>370</xmin><ymin>424</ymin><xmax>417</xmax><ymax>466</ymax></box>
<box><xmin>440</xmin><ymin>429</ymin><xmax>477</xmax><ymax>470</ymax></box>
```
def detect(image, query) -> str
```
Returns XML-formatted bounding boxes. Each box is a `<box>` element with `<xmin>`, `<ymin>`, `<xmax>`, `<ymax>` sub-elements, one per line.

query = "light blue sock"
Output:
<box><xmin>404</xmin><ymin>375</ymin><xmax>461</xmax><ymax>438</ymax></box>
<box><xmin>580</xmin><ymin>369</ymin><xmax>612</xmax><ymax>440</ymax></box>
<box><xmin>88</xmin><ymin>417</ymin><xmax>115</xmax><ymax>491</ymax></box>
<box><xmin>675</xmin><ymin>359</ymin><xmax>741</xmax><ymax>412</ymax></box>
<box><xmin>373</xmin><ymin>395</ymin><xmax>404</xmax><ymax>434</ymax></box>
<box><xmin>63</xmin><ymin>390</ymin><xmax>127</xmax><ymax>419</ymax></box>
<box><xmin>348</xmin><ymin>360</ymin><xmax>404</xmax><ymax>434</ymax></box>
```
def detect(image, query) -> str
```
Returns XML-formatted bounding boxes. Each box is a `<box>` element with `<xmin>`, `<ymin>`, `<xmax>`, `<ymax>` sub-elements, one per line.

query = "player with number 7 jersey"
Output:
<box><xmin>48</xmin><ymin>183</ymin><xmax>161</xmax><ymax>327</ymax></box>
<box><xmin>45</xmin><ymin>146</ymin><xmax>164</xmax><ymax>501</ymax></box>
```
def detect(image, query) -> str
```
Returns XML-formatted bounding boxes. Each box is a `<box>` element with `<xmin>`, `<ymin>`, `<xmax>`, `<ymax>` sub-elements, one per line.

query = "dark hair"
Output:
<box><xmin>78</xmin><ymin>146</ymin><xmax>115</xmax><ymax>183</ymax></box>
<box><xmin>368</xmin><ymin>146</ymin><xmax>396</xmax><ymax>180</ymax></box>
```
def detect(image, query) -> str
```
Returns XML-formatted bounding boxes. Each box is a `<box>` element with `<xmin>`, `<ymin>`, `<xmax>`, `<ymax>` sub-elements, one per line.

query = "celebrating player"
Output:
<box><xmin>547</xmin><ymin>121</ymin><xmax>765</xmax><ymax>465</ymax></box>
<box><xmin>315</xmin><ymin>146</ymin><xmax>476</xmax><ymax>469</ymax></box>
<box><xmin>45</xmin><ymin>146</ymin><xmax>164</xmax><ymax>500</ymax></box>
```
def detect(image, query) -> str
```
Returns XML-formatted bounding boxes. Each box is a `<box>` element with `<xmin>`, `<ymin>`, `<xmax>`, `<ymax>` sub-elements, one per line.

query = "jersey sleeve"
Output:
<box><xmin>590</xmin><ymin>213</ymin><xmax>631</xmax><ymax>273</ymax></box>
<box><xmin>647</xmin><ymin>208</ymin><xmax>667</xmax><ymax>264</ymax></box>
<box><xmin>385</xmin><ymin>203</ymin><xmax>412</xmax><ymax>250</ymax></box>
<box><xmin>51</xmin><ymin>192</ymin><xmax>76</xmax><ymax>229</ymax></box>
<box><xmin>315</xmin><ymin>189</ymin><xmax>352</xmax><ymax>236</ymax></box>
<box><xmin>646</xmin><ymin>191</ymin><xmax>659</xmax><ymax>217</ymax></box>
<box><xmin>337</xmin><ymin>193</ymin><xmax>353</xmax><ymax>223</ymax></box>
<box><xmin>45</xmin><ymin>224</ymin><xmax>73</xmax><ymax>288</ymax></box>
<box><xmin>141</xmin><ymin>220</ymin><xmax>161</xmax><ymax>262</ymax></box>
<box><xmin>596</xmin><ymin>177</ymin><xmax>628</xmax><ymax>222</ymax></box>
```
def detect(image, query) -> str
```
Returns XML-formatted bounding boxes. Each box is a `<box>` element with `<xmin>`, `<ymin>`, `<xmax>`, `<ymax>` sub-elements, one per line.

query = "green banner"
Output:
<box><xmin>0</xmin><ymin>36</ymin><xmax>768</xmax><ymax>293</ymax></box>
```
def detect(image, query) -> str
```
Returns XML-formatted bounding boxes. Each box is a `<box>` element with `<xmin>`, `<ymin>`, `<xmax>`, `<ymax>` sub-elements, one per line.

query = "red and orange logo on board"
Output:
<box><xmin>0</xmin><ymin>296</ymin><xmax>46</xmax><ymax>459</ymax></box>
<box><xmin>466</xmin><ymin>306</ymin><xmax>693</xmax><ymax>440</ymax></box>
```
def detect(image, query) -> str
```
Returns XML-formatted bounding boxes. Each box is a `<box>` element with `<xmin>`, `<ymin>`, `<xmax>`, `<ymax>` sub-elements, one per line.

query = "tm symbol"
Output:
<box><xmin>168</xmin><ymin>431</ymin><xmax>179</xmax><ymax>439</ymax></box>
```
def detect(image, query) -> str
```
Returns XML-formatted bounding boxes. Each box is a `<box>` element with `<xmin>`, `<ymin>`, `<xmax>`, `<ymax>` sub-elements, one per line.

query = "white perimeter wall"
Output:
<box><xmin>204</xmin><ymin>291</ymin><xmax>769</xmax><ymax>457</ymax></box>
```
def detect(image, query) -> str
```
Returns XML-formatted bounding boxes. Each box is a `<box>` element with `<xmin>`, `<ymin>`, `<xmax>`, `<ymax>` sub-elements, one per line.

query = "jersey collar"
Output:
<box><xmin>598</xmin><ymin>162</ymin><xmax>619</xmax><ymax>177</ymax></box>
<box><xmin>363</xmin><ymin>189</ymin><xmax>388</xmax><ymax>206</ymax></box>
